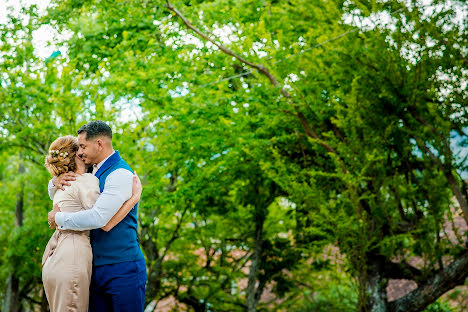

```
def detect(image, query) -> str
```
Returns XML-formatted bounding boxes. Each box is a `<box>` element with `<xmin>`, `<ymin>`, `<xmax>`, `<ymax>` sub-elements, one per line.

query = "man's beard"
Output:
<box><xmin>80</xmin><ymin>156</ymin><xmax>91</xmax><ymax>165</ymax></box>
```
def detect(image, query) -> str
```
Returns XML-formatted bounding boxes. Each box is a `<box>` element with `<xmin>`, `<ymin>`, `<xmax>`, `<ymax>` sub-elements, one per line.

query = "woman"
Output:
<box><xmin>41</xmin><ymin>135</ymin><xmax>141</xmax><ymax>312</ymax></box>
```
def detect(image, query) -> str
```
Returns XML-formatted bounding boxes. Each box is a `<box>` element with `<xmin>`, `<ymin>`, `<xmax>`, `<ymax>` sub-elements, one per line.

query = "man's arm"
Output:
<box><xmin>48</xmin><ymin>180</ymin><xmax>57</xmax><ymax>200</ymax></box>
<box><xmin>54</xmin><ymin>169</ymin><xmax>133</xmax><ymax>230</ymax></box>
<box><xmin>101</xmin><ymin>173</ymin><xmax>141</xmax><ymax>232</ymax></box>
<box><xmin>101</xmin><ymin>195</ymin><xmax>139</xmax><ymax>232</ymax></box>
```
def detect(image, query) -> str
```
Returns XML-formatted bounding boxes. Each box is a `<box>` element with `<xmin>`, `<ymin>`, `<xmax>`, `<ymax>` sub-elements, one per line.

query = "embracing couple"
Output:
<box><xmin>42</xmin><ymin>121</ymin><xmax>147</xmax><ymax>312</ymax></box>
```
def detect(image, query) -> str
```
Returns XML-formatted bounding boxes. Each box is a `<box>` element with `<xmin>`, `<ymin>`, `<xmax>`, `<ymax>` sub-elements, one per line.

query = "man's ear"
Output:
<box><xmin>96</xmin><ymin>138</ymin><xmax>104</xmax><ymax>150</ymax></box>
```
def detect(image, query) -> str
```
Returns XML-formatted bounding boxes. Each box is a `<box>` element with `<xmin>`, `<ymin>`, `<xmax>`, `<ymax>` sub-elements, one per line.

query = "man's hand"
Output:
<box><xmin>48</xmin><ymin>204</ymin><xmax>61</xmax><ymax>229</ymax></box>
<box><xmin>52</xmin><ymin>172</ymin><xmax>77</xmax><ymax>191</ymax></box>
<box><xmin>132</xmin><ymin>172</ymin><xmax>142</xmax><ymax>202</ymax></box>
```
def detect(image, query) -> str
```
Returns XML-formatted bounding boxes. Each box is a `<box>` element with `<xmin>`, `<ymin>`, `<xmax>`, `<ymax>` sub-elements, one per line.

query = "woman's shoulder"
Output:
<box><xmin>75</xmin><ymin>173</ymin><xmax>99</xmax><ymax>185</ymax></box>
<box><xmin>79</xmin><ymin>172</ymin><xmax>98</xmax><ymax>178</ymax></box>
<box><xmin>72</xmin><ymin>173</ymin><xmax>99</xmax><ymax>196</ymax></box>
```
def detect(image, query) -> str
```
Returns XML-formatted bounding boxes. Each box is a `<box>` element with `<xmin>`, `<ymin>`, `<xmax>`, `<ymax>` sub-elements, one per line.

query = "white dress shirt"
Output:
<box><xmin>48</xmin><ymin>151</ymin><xmax>134</xmax><ymax>231</ymax></box>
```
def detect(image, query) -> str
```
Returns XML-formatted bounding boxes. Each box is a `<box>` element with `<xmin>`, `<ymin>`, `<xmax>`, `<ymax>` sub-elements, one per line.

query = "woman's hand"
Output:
<box><xmin>52</xmin><ymin>172</ymin><xmax>77</xmax><ymax>190</ymax></box>
<box><xmin>102</xmin><ymin>172</ymin><xmax>142</xmax><ymax>232</ymax></box>
<box><xmin>48</xmin><ymin>204</ymin><xmax>61</xmax><ymax>229</ymax></box>
<box><xmin>132</xmin><ymin>172</ymin><xmax>142</xmax><ymax>202</ymax></box>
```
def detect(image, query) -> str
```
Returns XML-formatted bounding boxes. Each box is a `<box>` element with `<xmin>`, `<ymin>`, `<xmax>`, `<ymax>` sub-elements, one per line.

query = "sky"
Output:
<box><xmin>0</xmin><ymin>0</ymin><xmax>69</xmax><ymax>59</ymax></box>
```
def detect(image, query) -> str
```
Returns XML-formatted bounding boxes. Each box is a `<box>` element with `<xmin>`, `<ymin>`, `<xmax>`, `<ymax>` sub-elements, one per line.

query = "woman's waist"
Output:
<box><xmin>57</xmin><ymin>229</ymin><xmax>90</xmax><ymax>237</ymax></box>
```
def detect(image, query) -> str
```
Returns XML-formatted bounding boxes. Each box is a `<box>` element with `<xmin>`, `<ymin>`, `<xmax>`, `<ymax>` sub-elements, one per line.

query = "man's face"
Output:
<box><xmin>77</xmin><ymin>132</ymin><xmax>100</xmax><ymax>165</ymax></box>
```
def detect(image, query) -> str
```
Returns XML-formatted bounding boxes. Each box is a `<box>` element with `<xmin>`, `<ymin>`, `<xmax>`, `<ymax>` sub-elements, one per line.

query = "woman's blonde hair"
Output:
<box><xmin>45</xmin><ymin>136</ymin><xmax>79</xmax><ymax>176</ymax></box>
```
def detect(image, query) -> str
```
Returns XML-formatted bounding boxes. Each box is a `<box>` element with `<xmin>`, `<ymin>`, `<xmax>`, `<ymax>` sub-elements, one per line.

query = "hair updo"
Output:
<box><xmin>45</xmin><ymin>136</ymin><xmax>79</xmax><ymax>176</ymax></box>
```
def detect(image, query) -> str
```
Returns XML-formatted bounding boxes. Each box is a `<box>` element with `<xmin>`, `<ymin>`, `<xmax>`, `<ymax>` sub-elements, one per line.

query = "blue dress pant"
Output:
<box><xmin>89</xmin><ymin>259</ymin><xmax>146</xmax><ymax>312</ymax></box>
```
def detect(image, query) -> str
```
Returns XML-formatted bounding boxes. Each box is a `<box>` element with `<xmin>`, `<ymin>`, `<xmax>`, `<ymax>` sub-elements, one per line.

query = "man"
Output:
<box><xmin>47</xmin><ymin>120</ymin><xmax>146</xmax><ymax>311</ymax></box>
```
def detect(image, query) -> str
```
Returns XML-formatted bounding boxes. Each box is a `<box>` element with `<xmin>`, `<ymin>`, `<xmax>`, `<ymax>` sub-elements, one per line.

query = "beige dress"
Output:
<box><xmin>42</xmin><ymin>173</ymin><xmax>100</xmax><ymax>312</ymax></box>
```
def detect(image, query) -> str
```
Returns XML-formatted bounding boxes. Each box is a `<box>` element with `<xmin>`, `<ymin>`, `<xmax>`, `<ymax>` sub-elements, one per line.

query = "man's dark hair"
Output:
<box><xmin>77</xmin><ymin>121</ymin><xmax>112</xmax><ymax>140</ymax></box>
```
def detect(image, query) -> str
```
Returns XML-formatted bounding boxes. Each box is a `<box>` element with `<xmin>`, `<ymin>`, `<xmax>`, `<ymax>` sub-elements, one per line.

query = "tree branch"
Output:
<box><xmin>165</xmin><ymin>1</ymin><xmax>348</xmax><ymax>173</ymax></box>
<box><xmin>160</xmin><ymin>204</ymin><xmax>189</xmax><ymax>261</ymax></box>
<box><xmin>296</xmin><ymin>111</ymin><xmax>347</xmax><ymax>173</ymax></box>
<box><xmin>165</xmin><ymin>1</ymin><xmax>290</xmax><ymax>98</ymax></box>
<box><xmin>388</xmin><ymin>249</ymin><xmax>468</xmax><ymax>312</ymax></box>
<box><xmin>382</xmin><ymin>260</ymin><xmax>424</xmax><ymax>283</ymax></box>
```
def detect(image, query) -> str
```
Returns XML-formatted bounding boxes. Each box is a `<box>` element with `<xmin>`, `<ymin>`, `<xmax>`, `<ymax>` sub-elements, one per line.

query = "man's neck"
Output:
<box><xmin>95</xmin><ymin>149</ymin><xmax>115</xmax><ymax>167</ymax></box>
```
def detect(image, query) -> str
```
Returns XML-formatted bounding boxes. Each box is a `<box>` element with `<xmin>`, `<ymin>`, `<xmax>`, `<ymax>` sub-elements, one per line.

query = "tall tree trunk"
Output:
<box><xmin>246</xmin><ymin>214</ymin><xmax>264</xmax><ymax>312</ymax></box>
<box><xmin>2</xmin><ymin>162</ymin><xmax>24</xmax><ymax>312</ymax></box>
<box><xmin>365</xmin><ymin>254</ymin><xmax>388</xmax><ymax>312</ymax></box>
<box><xmin>2</xmin><ymin>276</ymin><xmax>20</xmax><ymax>312</ymax></box>
<box><xmin>140</xmin><ymin>211</ymin><xmax>161</xmax><ymax>306</ymax></box>
<box><xmin>143</xmin><ymin>205</ymin><xmax>187</xmax><ymax>305</ymax></box>
<box><xmin>15</xmin><ymin>162</ymin><xmax>24</xmax><ymax>227</ymax></box>
<box><xmin>143</xmin><ymin>238</ymin><xmax>162</xmax><ymax>306</ymax></box>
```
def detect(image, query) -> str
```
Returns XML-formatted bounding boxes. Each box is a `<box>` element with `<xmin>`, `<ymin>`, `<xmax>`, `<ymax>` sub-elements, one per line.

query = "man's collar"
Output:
<box><xmin>94</xmin><ymin>150</ymin><xmax>122</xmax><ymax>179</ymax></box>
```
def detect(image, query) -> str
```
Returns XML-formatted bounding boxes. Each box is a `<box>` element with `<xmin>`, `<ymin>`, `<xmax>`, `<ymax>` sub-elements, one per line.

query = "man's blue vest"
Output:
<box><xmin>91</xmin><ymin>151</ymin><xmax>145</xmax><ymax>266</ymax></box>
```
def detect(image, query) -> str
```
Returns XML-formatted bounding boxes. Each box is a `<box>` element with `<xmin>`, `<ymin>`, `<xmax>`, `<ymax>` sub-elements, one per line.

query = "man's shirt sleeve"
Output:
<box><xmin>55</xmin><ymin>169</ymin><xmax>133</xmax><ymax>231</ymax></box>
<box><xmin>48</xmin><ymin>179</ymin><xmax>57</xmax><ymax>200</ymax></box>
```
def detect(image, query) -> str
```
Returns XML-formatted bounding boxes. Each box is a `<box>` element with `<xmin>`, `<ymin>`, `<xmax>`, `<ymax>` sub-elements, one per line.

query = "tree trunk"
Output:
<box><xmin>246</xmin><ymin>215</ymin><xmax>264</xmax><ymax>312</ymax></box>
<box><xmin>142</xmin><ymin>206</ymin><xmax>187</xmax><ymax>305</ymax></box>
<box><xmin>141</xmin><ymin>227</ymin><xmax>161</xmax><ymax>305</ymax></box>
<box><xmin>2</xmin><ymin>161</ymin><xmax>25</xmax><ymax>312</ymax></box>
<box><xmin>365</xmin><ymin>255</ymin><xmax>388</xmax><ymax>312</ymax></box>
<box><xmin>145</xmin><ymin>262</ymin><xmax>162</xmax><ymax>306</ymax></box>
<box><xmin>2</xmin><ymin>276</ymin><xmax>20</xmax><ymax>312</ymax></box>
<box><xmin>15</xmin><ymin>162</ymin><xmax>24</xmax><ymax>227</ymax></box>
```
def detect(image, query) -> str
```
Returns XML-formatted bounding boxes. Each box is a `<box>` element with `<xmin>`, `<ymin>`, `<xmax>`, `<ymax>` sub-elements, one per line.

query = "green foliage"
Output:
<box><xmin>299</xmin><ymin>283</ymin><xmax>358</xmax><ymax>312</ymax></box>
<box><xmin>424</xmin><ymin>299</ymin><xmax>455</xmax><ymax>312</ymax></box>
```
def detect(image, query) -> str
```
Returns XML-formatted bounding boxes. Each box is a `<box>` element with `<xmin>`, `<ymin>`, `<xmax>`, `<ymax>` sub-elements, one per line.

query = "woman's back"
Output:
<box><xmin>43</xmin><ymin>172</ymin><xmax>99</xmax><ymax>312</ymax></box>
<box><xmin>53</xmin><ymin>173</ymin><xmax>99</xmax><ymax>212</ymax></box>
